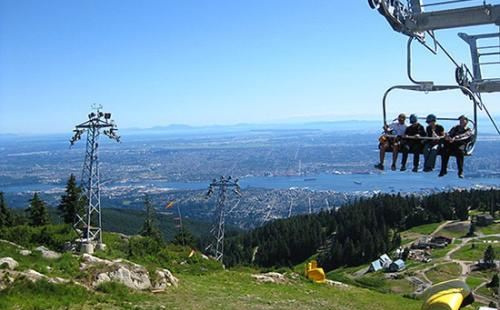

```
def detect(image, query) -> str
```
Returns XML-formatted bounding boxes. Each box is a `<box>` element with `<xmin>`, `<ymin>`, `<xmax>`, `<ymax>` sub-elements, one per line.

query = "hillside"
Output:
<box><xmin>0</xmin><ymin>230</ymin><xmax>422</xmax><ymax>310</ymax></box>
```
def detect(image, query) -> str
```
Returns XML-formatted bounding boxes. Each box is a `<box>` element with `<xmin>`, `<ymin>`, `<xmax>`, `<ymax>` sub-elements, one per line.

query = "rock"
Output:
<box><xmin>19</xmin><ymin>250</ymin><xmax>32</xmax><ymax>256</ymax></box>
<box><xmin>81</xmin><ymin>254</ymin><xmax>178</xmax><ymax>291</ymax></box>
<box><xmin>252</xmin><ymin>272</ymin><xmax>287</xmax><ymax>284</ymax></box>
<box><xmin>201</xmin><ymin>254</ymin><xmax>209</xmax><ymax>260</ymax></box>
<box><xmin>153</xmin><ymin>269</ymin><xmax>179</xmax><ymax>290</ymax></box>
<box><xmin>95</xmin><ymin>273</ymin><xmax>111</xmax><ymax>286</ymax></box>
<box><xmin>81</xmin><ymin>253</ymin><xmax>111</xmax><ymax>266</ymax></box>
<box><xmin>325</xmin><ymin>279</ymin><xmax>349</xmax><ymax>288</ymax></box>
<box><xmin>35</xmin><ymin>246</ymin><xmax>61</xmax><ymax>259</ymax></box>
<box><xmin>108</xmin><ymin>266</ymin><xmax>151</xmax><ymax>290</ymax></box>
<box><xmin>0</xmin><ymin>257</ymin><xmax>18</xmax><ymax>270</ymax></box>
<box><xmin>24</xmin><ymin>269</ymin><xmax>46</xmax><ymax>282</ymax></box>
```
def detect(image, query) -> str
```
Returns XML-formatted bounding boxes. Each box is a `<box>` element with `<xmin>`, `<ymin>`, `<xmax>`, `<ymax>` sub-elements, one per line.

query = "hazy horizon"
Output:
<box><xmin>1</xmin><ymin>1</ymin><xmax>500</xmax><ymax>134</ymax></box>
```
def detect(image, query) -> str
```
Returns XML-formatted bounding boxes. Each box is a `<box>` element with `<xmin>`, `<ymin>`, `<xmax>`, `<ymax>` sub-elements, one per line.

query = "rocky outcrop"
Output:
<box><xmin>0</xmin><ymin>257</ymin><xmax>19</xmax><ymax>270</ymax></box>
<box><xmin>252</xmin><ymin>272</ymin><xmax>288</xmax><ymax>284</ymax></box>
<box><xmin>80</xmin><ymin>254</ymin><xmax>178</xmax><ymax>291</ymax></box>
<box><xmin>35</xmin><ymin>246</ymin><xmax>62</xmax><ymax>259</ymax></box>
<box><xmin>19</xmin><ymin>250</ymin><xmax>32</xmax><ymax>256</ymax></box>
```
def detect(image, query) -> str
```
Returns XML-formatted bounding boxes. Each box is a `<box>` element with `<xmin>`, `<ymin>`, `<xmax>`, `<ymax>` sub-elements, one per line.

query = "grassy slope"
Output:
<box><xmin>0</xmin><ymin>269</ymin><xmax>423</xmax><ymax>310</ymax></box>
<box><xmin>0</xmin><ymin>233</ymin><xmax>422</xmax><ymax>310</ymax></box>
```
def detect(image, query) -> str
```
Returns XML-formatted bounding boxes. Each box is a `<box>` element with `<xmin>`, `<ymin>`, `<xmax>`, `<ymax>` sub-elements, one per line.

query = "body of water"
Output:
<box><xmin>2</xmin><ymin>172</ymin><xmax>499</xmax><ymax>194</ymax></box>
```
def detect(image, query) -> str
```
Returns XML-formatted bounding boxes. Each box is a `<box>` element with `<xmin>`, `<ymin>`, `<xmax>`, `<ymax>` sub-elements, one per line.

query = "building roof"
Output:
<box><xmin>370</xmin><ymin>260</ymin><xmax>382</xmax><ymax>271</ymax></box>
<box><xmin>392</xmin><ymin>259</ymin><xmax>405</xmax><ymax>268</ymax></box>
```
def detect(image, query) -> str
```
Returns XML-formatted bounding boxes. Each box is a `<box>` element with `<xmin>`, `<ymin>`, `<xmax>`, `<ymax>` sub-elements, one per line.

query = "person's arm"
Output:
<box><xmin>418</xmin><ymin>125</ymin><xmax>426</xmax><ymax>137</ymax></box>
<box><xmin>436</xmin><ymin>125</ymin><xmax>445</xmax><ymax>138</ymax></box>
<box><xmin>455</xmin><ymin>128</ymin><xmax>473</xmax><ymax>140</ymax></box>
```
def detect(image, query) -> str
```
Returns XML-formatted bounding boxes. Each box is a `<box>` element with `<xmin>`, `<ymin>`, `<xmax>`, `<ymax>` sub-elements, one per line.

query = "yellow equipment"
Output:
<box><xmin>421</xmin><ymin>280</ymin><xmax>474</xmax><ymax>310</ymax></box>
<box><xmin>305</xmin><ymin>260</ymin><xmax>326</xmax><ymax>284</ymax></box>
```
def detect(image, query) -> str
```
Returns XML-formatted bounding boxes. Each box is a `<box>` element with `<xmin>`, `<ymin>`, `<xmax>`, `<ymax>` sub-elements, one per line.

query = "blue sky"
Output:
<box><xmin>0</xmin><ymin>0</ymin><xmax>499</xmax><ymax>134</ymax></box>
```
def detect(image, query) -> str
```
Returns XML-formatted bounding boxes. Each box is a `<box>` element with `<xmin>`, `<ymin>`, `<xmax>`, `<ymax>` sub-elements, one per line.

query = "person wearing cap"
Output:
<box><xmin>439</xmin><ymin>115</ymin><xmax>473</xmax><ymax>178</ymax></box>
<box><xmin>400</xmin><ymin>114</ymin><xmax>426</xmax><ymax>172</ymax></box>
<box><xmin>423</xmin><ymin>114</ymin><xmax>445</xmax><ymax>172</ymax></box>
<box><xmin>375</xmin><ymin>113</ymin><xmax>407</xmax><ymax>171</ymax></box>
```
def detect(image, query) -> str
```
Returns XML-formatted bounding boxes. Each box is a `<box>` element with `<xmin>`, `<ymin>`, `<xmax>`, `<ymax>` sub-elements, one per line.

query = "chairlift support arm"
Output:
<box><xmin>407</xmin><ymin>4</ymin><xmax>500</xmax><ymax>33</ymax></box>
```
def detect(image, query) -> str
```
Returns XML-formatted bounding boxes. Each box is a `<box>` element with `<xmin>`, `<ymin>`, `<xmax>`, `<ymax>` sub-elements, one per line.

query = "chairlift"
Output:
<box><xmin>382</xmin><ymin>84</ymin><xmax>478</xmax><ymax>156</ymax></box>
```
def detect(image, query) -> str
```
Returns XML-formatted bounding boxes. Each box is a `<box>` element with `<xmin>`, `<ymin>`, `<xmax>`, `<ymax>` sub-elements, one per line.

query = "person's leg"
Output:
<box><xmin>379</xmin><ymin>144</ymin><xmax>386</xmax><ymax>165</ymax></box>
<box><xmin>391</xmin><ymin>143</ymin><xmax>399</xmax><ymax>169</ymax></box>
<box><xmin>455</xmin><ymin>146</ymin><xmax>465</xmax><ymax>178</ymax></box>
<box><xmin>439</xmin><ymin>143</ymin><xmax>450</xmax><ymax>177</ymax></box>
<box><xmin>423</xmin><ymin>143</ymin><xmax>431</xmax><ymax>170</ymax></box>
<box><xmin>375</xmin><ymin>143</ymin><xmax>388</xmax><ymax>170</ymax></box>
<box><xmin>412</xmin><ymin>143</ymin><xmax>421</xmax><ymax>172</ymax></box>
<box><xmin>400</xmin><ymin>143</ymin><xmax>408</xmax><ymax>171</ymax></box>
<box><xmin>428</xmin><ymin>147</ymin><xmax>438</xmax><ymax>170</ymax></box>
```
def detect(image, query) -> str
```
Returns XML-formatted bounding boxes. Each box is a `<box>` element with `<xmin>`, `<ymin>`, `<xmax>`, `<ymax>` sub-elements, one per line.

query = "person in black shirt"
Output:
<box><xmin>401</xmin><ymin>114</ymin><xmax>426</xmax><ymax>172</ymax></box>
<box><xmin>439</xmin><ymin>115</ymin><xmax>473</xmax><ymax>178</ymax></box>
<box><xmin>423</xmin><ymin>114</ymin><xmax>445</xmax><ymax>172</ymax></box>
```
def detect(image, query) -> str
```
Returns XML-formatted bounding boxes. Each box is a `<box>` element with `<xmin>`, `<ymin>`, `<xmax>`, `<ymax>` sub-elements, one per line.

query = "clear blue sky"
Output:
<box><xmin>1</xmin><ymin>0</ymin><xmax>499</xmax><ymax>134</ymax></box>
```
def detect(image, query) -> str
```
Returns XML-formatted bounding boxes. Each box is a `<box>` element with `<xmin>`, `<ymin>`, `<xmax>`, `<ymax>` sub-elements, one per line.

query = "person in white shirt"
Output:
<box><xmin>375</xmin><ymin>113</ymin><xmax>407</xmax><ymax>171</ymax></box>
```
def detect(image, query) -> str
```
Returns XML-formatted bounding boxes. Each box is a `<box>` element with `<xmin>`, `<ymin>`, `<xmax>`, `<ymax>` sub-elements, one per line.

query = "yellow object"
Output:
<box><xmin>165</xmin><ymin>201</ymin><xmax>175</xmax><ymax>209</ymax></box>
<box><xmin>422</xmin><ymin>288</ymin><xmax>464</xmax><ymax>310</ymax></box>
<box><xmin>421</xmin><ymin>280</ymin><xmax>472</xmax><ymax>310</ymax></box>
<box><xmin>188</xmin><ymin>249</ymin><xmax>195</xmax><ymax>258</ymax></box>
<box><xmin>305</xmin><ymin>260</ymin><xmax>326</xmax><ymax>284</ymax></box>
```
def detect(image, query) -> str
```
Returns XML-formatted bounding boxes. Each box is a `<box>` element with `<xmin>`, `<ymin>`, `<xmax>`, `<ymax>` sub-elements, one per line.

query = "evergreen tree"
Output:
<box><xmin>483</xmin><ymin>245</ymin><xmax>496</xmax><ymax>266</ymax></box>
<box><xmin>26</xmin><ymin>193</ymin><xmax>50</xmax><ymax>226</ymax></box>
<box><xmin>57</xmin><ymin>174</ymin><xmax>84</xmax><ymax>224</ymax></box>
<box><xmin>173</xmin><ymin>228</ymin><xmax>196</xmax><ymax>248</ymax></box>
<box><xmin>140</xmin><ymin>195</ymin><xmax>162</xmax><ymax>242</ymax></box>
<box><xmin>487</xmin><ymin>274</ymin><xmax>499</xmax><ymax>289</ymax></box>
<box><xmin>0</xmin><ymin>192</ymin><xmax>12</xmax><ymax>228</ymax></box>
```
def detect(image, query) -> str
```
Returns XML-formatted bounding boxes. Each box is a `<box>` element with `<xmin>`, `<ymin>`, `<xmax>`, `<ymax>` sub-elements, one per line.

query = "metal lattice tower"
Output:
<box><xmin>70</xmin><ymin>104</ymin><xmax>120</xmax><ymax>252</ymax></box>
<box><xmin>205</xmin><ymin>176</ymin><xmax>241</xmax><ymax>263</ymax></box>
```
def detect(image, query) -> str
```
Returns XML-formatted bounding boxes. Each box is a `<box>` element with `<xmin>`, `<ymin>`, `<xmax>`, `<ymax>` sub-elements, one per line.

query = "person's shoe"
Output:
<box><xmin>400</xmin><ymin>165</ymin><xmax>406</xmax><ymax>172</ymax></box>
<box><xmin>438</xmin><ymin>171</ymin><xmax>447</xmax><ymax>177</ymax></box>
<box><xmin>423</xmin><ymin>168</ymin><xmax>432</xmax><ymax>172</ymax></box>
<box><xmin>391</xmin><ymin>164</ymin><xmax>396</xmax><ymax>171</ymax></box>
<box><xmin>374</xmin><ymin>163</ymin><xmax>384</xmax><ymax>170</ymax></box>
<box><xmin>412</xmin><ymin>167</ymin><xmax>418</xmax><ymax>173</ymax></box>
<box><xmin>458</xmin><ymin>172</ymin><xmax>464</xmax><ymax>179</ymax></box>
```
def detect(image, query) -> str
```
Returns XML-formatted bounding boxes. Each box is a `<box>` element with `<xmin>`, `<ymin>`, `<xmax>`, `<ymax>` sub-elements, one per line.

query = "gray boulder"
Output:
<box><xmin>0</xmin><ymin>257</ymin><xmax>18</xmax><ymax>270</ymax></box>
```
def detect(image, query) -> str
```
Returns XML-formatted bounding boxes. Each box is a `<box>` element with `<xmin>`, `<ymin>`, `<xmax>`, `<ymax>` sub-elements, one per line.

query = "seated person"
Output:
<box><xmin>423</xmin><ymin>114</ymin><xmax>445</xmax><ymax>172</ymax></box>
<box><xmin>401</xmin><ymin>114</ymin><xmax>426</xmax><ymax>172</ymax></box>
<box><xmin>375</xmin><ymin>113</ymin><xmax>407</xmax><ymax>171</ymax></box>
<box><xmin>439</xmin><ymin>115</ymin><xmax>473</xmax><ymax>178</ymax></box>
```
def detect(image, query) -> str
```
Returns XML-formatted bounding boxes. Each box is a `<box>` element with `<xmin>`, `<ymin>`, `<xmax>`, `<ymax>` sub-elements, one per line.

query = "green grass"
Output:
<box><xmin>465</xmin><ymin>276</ymin><xmax>485</xmax><ymax>290</ymax></box>
<box><xmin>401</xmin><ymin>222</ymin><xmax>443</xmax><ymax>245</ymax></box>
<box><xmin>476</xmin><ymin>285</ymin><xmax>499</xmax><ymax>300</ymax></box>
<box><xmin>0</xmin><ymin>279</ymin><xmax>90</xmax><ymax>310</ymax></box>
<box><xmin>0</xmin><ymin>241</ymin><xmax>81</xmax><ymax>278</ymax></box>
<box><xmin>155</xmin><ymin>270</ymin><xmax>422</xmax><ymax>310</ymax></box>
<box><xmin>450</xmin><ymin>238</ymin><xmax>500</xmax><ymax>261</ymax></box>
<box><xmin>425</xmin><ymin>263</ymin><xmax>462</xmax><ymax>284</ymax></box>
<box><xmin>478</xmin><ymin>223</ymin><xmax>500</xmax><ymax>236</ymax></box>
<box><xmin>407</xmin><ymin>223</ymin><xmax>443</xmax><ymax>235</ymax></box>
<box><xmin>435</xmin><ymin>222</ymin><xmax>469</xmax><ymax>239</ymax></box>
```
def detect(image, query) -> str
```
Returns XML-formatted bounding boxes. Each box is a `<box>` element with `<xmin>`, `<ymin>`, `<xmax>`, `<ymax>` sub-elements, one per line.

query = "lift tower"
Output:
<box><xmin>205</xmin><ymin>176</ymin><xmax>241</xmax><ymax>263</ymax></box>
<box><xmin>70</xmin><ymin>105</ymin><xmax>120</xmax><ymax>253</ymax></box>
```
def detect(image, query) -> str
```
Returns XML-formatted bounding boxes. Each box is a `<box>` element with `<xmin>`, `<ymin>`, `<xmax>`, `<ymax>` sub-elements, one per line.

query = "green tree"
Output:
<box><xmin>487</xmin><ymin>274</ymin><xmax>499</xmax><ymax>289</ymax></box>
<box><xmin>140</xmin><ymin>195</ymin><xmax>162</xmax><ymax>242</ymax></box>
<box><xmin>26</xmin><ymin>193</ymin><xmax>50</xmax><ymax>226</ymax></box>
<box><xmin>0</xmin><ymin>192</ymin><xmax>12</xmax><ymax>228</ymax></box>
<box><xmin>58</xmin><ymin>174</ymin><xmax>85</xmax><ymax>224</ymax></box>
<box><xmin>483</xmin><ymin>245</ymin><xmax>496</xmax><ymax>266</ymax></box>
<box><xmin>173</xmin><ymin>228</ymin><xmax>196</xmax><ymax>248</ymax></box>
